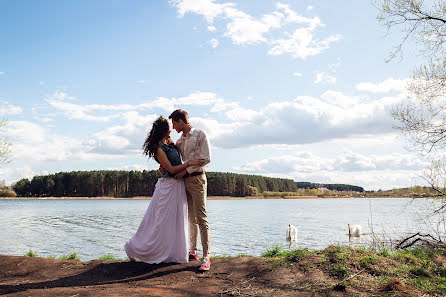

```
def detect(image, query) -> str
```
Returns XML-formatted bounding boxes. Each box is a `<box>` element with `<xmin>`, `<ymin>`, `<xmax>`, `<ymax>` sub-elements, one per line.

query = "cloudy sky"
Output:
<box><xmin>0</xmin><ymin>0</ymin><xmax>428</xmax><ymax>190</ymax></box>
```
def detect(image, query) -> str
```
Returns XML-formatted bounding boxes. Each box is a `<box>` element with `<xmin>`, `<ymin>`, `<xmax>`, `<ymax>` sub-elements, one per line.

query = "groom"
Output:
<box><xmin>168</xmin><ymin>109</ymin><xmax>212</xmax><ymax>271</ymax></box>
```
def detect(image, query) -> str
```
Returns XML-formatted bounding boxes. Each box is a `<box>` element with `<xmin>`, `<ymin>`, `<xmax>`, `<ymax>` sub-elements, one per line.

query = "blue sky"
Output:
<box><xmin>0</xmin><ymin>0</ymin><xmax>428</xmax><ymax>190</ymax></box>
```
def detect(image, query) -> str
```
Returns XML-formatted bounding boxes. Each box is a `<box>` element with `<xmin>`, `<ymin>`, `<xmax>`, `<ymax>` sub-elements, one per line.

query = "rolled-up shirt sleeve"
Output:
<box><xmin>186</xmin><ymin>130</ymin><xmax>211</xmax><ymax>174</ymax></box>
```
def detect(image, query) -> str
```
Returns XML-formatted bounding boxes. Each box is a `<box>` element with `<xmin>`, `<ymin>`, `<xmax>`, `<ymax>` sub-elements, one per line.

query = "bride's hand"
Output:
<box><xmin>188</xmin><ymin>159</ymin><xmax>205</xmax><ymax>167</ymax></box>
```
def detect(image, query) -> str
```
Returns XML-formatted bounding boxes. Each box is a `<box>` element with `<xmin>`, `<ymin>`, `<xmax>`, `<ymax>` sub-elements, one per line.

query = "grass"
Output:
<box><xmin>260</xmin><ymin>244</ymin><xmax>446</xmax><ymax>296</ymax></box>
<box><xmin>25</xmin><ymin>250</ymin><xmax>38</xmax><ymax>257</ymax></box>
<box><xmin>98</xmin><ymin>254</ymin><xmax>121</xmax><ymax>261</ymax></box>
<box><xmin>58</xmin><ymin>252</ymin><xmax>80</xmax><ymax>261</ymax></box>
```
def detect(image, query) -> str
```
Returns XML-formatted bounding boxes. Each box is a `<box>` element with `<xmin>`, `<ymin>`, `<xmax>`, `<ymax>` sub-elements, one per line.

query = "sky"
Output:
<box><xmin>0</xmin><ymin>0</ymin><xmax>429</xmax><ymax>190</ymax></box>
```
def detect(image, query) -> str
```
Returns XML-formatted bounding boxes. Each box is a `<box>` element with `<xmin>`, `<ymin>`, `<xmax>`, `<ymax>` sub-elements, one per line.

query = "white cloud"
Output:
<box><xmin>0</xmin><ymin>102</ymin><xmax>23</xmax><ymax>115</ymax></box>
<box><xmin>0</xmin><ymin>166</ymin><xmax>37</xmax><ymax>185</ymax></box>
<box><xmin>171</xmin><ymin>0</ymin><xmax>341</xmax><ymax>59</ymax></box>
<box><xmin>293</xmin><ymin>72</ymin><xmax>303</xmax><ymax>77</ymax></box>
<box><xmin>235</xmin><ymin>151</ymin><xmax>426</xmax><ymax>174</ymax></box>
<box><xmin>0</xmin><ymin>72</ymin><xmax>4</xmax><ymax>75</ymax></box>
<box><xmin>320</xmin><ymin>90</ymin><xmax>360</xmax><ymax>108</ymax></box>
<box><xmin>314</xmin><ymin>71</ymin><xmax>336</xmax><ymax>84</ymax></box>
<box><xmin>307</xmin><ymin>6</ymin><xmax>314</xmax><ymax>11</ymax></box>
<box><xmin>209</xmin><ymin>38</ymin><xmax>219</xmax><ymax>48</ymax></box>
<box><xmin>356</xmin><ymin>78</ymin><xmax>409</xmax><ymax>93</ymax></box>
<box><xmin>45</xmin><ymin>91</ymin><xmax>238</xmax><ymax>122</ymax></box>
<box><xmin>2</xmin><ymin>121</ymin><xmax>47</xmax><ymax>143</ymax></box>
<box><xmin>87</xmin><ymin>112</ymin><xmax>158</xmax><ymax>155</ymax></box>
<box><xmin>211</xmin><ymin>91</ymin><xmax>403</xmax><ymax>148</ymax></box>
<box><xmin>234</xmin><ymin>151</ymin><xmax>427</xmax><ymax>190</ymax></box>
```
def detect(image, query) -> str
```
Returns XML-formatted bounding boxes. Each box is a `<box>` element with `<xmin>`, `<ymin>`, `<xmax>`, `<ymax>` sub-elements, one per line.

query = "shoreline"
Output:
<box><xmin>1</xmin><ymin>246</ymin><xmax>443</xmax><ymax>296</ymax></box>
<box><xmin>0</xmin><ymin>195</ymin><xmax>417</xmax><ymax>200</ymax></box>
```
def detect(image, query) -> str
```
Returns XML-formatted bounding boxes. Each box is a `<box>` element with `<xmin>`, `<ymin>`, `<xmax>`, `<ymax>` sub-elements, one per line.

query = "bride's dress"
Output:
<box><xmin>124</xmin><ymin>144</ymin><xmax>188</xmax><ymax>264</ymax></box>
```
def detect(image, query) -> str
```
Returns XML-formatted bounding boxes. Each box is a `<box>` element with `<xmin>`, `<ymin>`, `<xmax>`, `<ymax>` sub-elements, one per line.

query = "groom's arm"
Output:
<box><xmin>174</xmin><ymin>169</ymin><xmax>188</xmax><ymax>179</ymax></box>
<box><xmin>186</xmin><ymin>130</ymin><xmax>211</xmax><ymax>174</ymax></box>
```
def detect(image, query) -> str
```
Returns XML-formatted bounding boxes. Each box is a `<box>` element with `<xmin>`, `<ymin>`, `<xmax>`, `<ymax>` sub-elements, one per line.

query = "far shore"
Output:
<box><xmin>0</xmin><ymin>195</ymin><xmax>415</xmax><ymax>200</ymax></box>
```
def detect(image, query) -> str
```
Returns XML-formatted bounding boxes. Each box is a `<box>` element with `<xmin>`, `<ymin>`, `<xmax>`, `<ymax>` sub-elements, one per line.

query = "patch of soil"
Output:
<box><xmin>0</xmin><ymin>254</ymin><xmax>421</xmax><ymax>296</ymax></box>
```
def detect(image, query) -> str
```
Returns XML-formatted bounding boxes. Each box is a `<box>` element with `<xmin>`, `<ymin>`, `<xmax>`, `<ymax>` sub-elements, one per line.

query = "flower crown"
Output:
<box><xmin>153</xmin><ymin>115</ymin><xmax>166</xmax><ymax>127</ymax></box>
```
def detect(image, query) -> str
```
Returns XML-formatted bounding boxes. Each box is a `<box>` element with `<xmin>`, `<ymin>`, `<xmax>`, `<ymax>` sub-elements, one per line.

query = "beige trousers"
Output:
<box><xmin>184</xmin><ymin>174</ymin><xmax>210</xmax><ymax>257</ymax></box>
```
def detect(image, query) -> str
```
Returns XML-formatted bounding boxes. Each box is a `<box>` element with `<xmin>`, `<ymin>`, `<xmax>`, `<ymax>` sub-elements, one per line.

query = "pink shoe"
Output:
<box><xmin>189</xmin><ymin>251</ymin><xmax>199</xmax><ymax>261</ymax></box>
<box><xmin>199</xmin><ymin>257</ymin><xmax>211</xmax><ymax>271</ymax></box>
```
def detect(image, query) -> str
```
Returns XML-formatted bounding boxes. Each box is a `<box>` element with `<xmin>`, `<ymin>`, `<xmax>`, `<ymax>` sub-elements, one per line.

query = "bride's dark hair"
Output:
<box><xmin>142</xmin><ymin>116</ymin><xmax>169</xmax><ymax>159</ymax></box>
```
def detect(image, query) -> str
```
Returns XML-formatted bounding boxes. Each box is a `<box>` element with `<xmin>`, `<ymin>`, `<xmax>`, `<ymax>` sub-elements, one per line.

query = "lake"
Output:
<box><xmin>0</xmin><ymin>198</ymin><xmax>441</xmax><ymax>260</ymax></box>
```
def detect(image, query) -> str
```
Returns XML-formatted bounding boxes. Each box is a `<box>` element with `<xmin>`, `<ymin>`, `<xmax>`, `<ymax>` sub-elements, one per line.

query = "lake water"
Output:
<box><xmin>0</xmin><ymin>198</ymin><xmax>442</xmax><ymax>260</ymax></box>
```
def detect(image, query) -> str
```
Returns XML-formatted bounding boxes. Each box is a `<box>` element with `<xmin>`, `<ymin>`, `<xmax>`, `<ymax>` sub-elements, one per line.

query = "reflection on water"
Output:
<box><xmin>0</xmin><ymin>198</ymin><xmax>441</xmax><ymax>260</ymax></box>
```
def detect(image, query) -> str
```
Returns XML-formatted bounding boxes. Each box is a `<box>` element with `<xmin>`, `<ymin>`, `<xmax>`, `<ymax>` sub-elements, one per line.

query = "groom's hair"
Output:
<box><xmin>169</xmin><ymin>109</ymin><xmax>189</xmax><ymax>124</ymax></box>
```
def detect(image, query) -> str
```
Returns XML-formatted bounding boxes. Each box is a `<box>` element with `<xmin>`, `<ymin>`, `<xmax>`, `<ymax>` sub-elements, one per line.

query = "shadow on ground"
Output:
<box><xmin>0</xmin><ymin>261</ymin><xmax>198</xmax><ymax>295</ymax></box>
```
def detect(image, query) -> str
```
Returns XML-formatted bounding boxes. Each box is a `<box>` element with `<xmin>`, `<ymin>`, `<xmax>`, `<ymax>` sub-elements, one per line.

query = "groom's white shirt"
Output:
<box><xmin>176</xmin><ymin>128</ymin><xmax>211</xmax><ymax>174</ymax></box>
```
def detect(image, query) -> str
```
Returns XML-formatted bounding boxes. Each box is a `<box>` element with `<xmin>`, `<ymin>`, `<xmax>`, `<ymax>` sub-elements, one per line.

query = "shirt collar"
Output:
<box><xmin>182</xmin><ymin>127</ymin><xmax>196</xmax><ymax>138</ymax></box>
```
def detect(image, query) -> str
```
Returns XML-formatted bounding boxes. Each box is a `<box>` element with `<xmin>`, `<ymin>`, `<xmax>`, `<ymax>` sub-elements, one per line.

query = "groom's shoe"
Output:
<box><xmin>199</xmin><ymin>257</ymin><xmax>211</xmax><ymax>271</ymax></box>
<box><xmin>189</xmin><ymin>251</ymin><xmax>199</xmax><ymax>261</ymax></box>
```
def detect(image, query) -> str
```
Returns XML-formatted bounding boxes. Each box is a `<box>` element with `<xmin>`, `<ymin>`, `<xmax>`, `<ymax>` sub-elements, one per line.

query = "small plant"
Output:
<box><xmin>261</xmin><ymin>245</ymin><xmax>282</xmax><ymax>257</ymax></box>
<box><xmin>99</xmin><ymin>254</ymin><xmax>120</xmax><ymax>261</ymax></box>
<box><xmin>329</xmin><ymin>263</ymin><xmax>350</xmax><ymax>278</ymax></box>
<box><xmin>410</xmin><ymin>267</ymin><xmax>430</xmax><ymax>277</ymax></box>
<box><xmin>25</xmin><ymin>250</ymin><xmax>38</xmax><ymax>257</ymax></box>
<box><xmin>411</xmin><ymin>278</ymin><xmax>434</xmax><ymax>292</ymax></box>
<box><xmin>433</xmin><ymin>267</ymin><xmax>446</xmax><ymax>277</ymax></box>
<box><xmin>282</xmin><ymin>248</ymin><xmax>310</xmax><ymax>262</ymax></box>
<box><xmin>379</xmin><ymin>249</ymin><xmax>389</xmax><ymax>257</ymax></box>
<box><xmin>359</xmin><ymin>255</ymin><xmax>377</xmax><ymax>268</ymax></box>
<box><xmin>59</xmin><ymin>252</ymin><xmax>79</xmax><ymax>261</ymax></box>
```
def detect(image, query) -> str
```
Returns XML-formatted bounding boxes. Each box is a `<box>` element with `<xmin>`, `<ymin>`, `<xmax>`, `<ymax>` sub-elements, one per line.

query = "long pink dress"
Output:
<box><xmin>124</xmin><ymin>178</ymin><xmax>188</xmax><ymax>263</ymax></box>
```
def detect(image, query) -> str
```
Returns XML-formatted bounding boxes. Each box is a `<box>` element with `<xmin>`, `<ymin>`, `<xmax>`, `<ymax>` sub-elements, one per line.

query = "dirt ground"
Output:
<box><xmin>0</xmin><ymin>254</ymin><xmax>421</xmax><ymax>297</ymax></box>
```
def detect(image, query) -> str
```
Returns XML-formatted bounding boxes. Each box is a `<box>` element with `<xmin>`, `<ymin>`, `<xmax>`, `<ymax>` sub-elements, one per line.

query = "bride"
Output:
<box><xmin>124</xmin><ymin>116</ymin><xmax>204</xmax><ymax>264</ymax></box>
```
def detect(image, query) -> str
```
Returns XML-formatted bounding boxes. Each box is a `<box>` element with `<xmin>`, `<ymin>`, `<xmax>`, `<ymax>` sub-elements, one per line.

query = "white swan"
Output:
<box><xmin>348</xmin><ymin>224</ymin><xmax>362</xmax><ymax>237</ymax></box>
<box><xmin>286</xmin><ymin>224</ymin><xmax>297</xmax><ymax>242</ymax></box>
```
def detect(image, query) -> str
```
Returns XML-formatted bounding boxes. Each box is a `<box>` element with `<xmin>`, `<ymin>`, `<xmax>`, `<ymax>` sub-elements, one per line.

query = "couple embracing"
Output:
<box><xmin>124</xmin><ymin>109</ymin><xmax>212</xmax><ymax>271</ymax></box>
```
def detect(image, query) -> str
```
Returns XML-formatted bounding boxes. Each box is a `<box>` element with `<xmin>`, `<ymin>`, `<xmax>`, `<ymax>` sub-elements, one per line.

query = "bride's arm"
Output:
<box><xmin>156</xmin><ymin>148</ymin><xmax>203</xmax><ymax>175</ymax></box>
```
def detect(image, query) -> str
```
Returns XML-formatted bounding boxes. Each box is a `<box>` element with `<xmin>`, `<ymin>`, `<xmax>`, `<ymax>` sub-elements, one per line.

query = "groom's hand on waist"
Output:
<box><xmin>159</xmin><ymin>165</ymin><xmax>166</xmax><ymax>174</ymax></box>
<box><xmin>174</xmin><ymin>169</ymin><xmax>188</xmax><ymax>179</ymax></box>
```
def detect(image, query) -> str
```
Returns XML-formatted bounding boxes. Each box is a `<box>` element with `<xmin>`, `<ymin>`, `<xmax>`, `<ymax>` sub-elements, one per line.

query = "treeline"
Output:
<box><xmin>12</xmin><ymin>170</ymin><xmax>298</xmax><ymax>198</ymax></box>
<box><xmin>296</xmin><ymin>182</ymin><xmax>364</xmax><ymax>193</ymax></box>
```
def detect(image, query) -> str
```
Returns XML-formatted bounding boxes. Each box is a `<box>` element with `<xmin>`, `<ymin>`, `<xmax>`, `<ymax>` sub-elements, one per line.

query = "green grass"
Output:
<box><xmin>261</xmin><ymin>245</ymin><xmax>311</xmax><ymax>261</ymax></box>
<box><xmin>261</xmin><ymin>244</ymin><xmax>283</xmax><ymax>257</ymax></box>
<box><xmin>25</xmin><ymin>250</ymin><xmax>38</xmax><ymax>257</ymax></box>
<box><xmin>359</xmin><ymin>255</ymin><xmax>377</xmax><ymax>268</ymax></box>
<box><xmin>329</xmin><ymin>263</ymin><xmax>350</xmax><ymax>278</ymax></box>
<box><xmin>98</xmin><ymin>254</ymin><xmax>121</xmax><ymax>261</ymax></box>
<box><xmin>58</xmin><ymin>252</ymin><xmax>80</xmax><ymax>261</ymax></box>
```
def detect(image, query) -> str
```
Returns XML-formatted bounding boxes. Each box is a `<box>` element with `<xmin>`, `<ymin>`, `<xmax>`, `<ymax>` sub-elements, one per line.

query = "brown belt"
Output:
<box><xmin>185</xmin><ymin>171</ymin><xmax>204</xmax><ymax>178</ymax></box>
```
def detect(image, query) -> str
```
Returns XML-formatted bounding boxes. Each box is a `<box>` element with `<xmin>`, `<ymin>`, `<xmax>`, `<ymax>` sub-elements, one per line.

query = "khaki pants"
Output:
<box><xmin>184</xmin><ymin>174</ymin><xmax>210</xmax><ymax>257</ymax></box>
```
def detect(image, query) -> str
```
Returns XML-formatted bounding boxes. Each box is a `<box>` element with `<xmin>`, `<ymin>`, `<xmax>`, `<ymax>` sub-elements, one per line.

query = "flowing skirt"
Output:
<box><xmin>124</xmin><ymin>177</ymin><xmax>188</xmax><ymax>264</ymax></box>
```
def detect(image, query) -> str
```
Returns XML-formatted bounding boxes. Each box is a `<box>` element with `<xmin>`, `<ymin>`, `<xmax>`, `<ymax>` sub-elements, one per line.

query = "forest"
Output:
<box><xmin>12</xmin><ymin>170</ymin><xmax>364</xmax><ymax>198</ymax></box>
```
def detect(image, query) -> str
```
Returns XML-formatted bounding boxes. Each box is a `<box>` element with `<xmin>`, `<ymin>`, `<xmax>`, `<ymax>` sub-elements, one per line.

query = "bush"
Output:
<box><xmin>0</xmin><ymin>189</ymin><xmax>16</xmax><ymax>197</ymax></box>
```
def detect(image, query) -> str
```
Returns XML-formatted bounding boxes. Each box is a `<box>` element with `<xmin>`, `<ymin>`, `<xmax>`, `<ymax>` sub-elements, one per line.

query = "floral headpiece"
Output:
<box><xmin>153</xmin><ymin>115</ymin><xmax>166</xmax><ymax>127</ymax></box>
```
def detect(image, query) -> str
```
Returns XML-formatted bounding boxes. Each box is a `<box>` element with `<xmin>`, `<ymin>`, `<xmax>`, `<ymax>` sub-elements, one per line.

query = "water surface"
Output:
<box><xmin>0</xmin><ymin>198</ymin><xmax>439</xmax><ymax>260</ymax></box>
